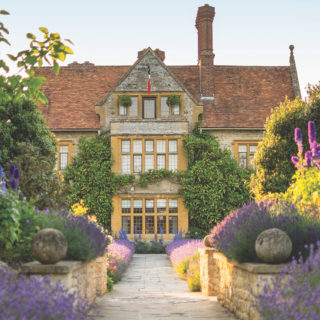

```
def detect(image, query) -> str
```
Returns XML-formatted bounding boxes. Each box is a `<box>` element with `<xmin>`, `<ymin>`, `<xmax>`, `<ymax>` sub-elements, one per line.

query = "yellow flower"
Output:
<box><xmin>71</xmin><ymin>200</ymin><xmax>89</xmax><ymax>216</ymax></box>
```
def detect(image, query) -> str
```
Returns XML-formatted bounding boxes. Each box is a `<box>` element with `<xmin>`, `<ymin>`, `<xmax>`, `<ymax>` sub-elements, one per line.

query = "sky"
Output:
<box><xmin>1</xmin><ymin>0</ymin><xmax>320</xmax><ymax>99</ymax></box>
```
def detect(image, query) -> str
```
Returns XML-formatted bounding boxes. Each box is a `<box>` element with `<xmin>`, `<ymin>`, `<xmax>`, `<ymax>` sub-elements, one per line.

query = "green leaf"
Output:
<box><xmin>7</xmin><ymin>54</ymin><xmax>17</xmax><ymax>61</ymax></box>
<box><xmin>53</xmin><ymin>61</ymin><xmax>60</xmax><ymax>75</ymax></box>
<box><xmin>37</xmin><ymin>91</ymin><xmax>48</xmax><ymax>104</ymax></box>
<box><xmin>64</xmin><ymin>46</ymin><xmax>74</xmax><ymax>54</ymax></box>
<box><xmin>26</xmin><ymin>33</ymin><xmax>36</xmax><ymax>40</ymax></box>
<box><xmin>39</xmin><ymin>27</ymin><xmax>48</xmax><ymax>34</ymax></box>
<box><xmin>0</xmin><ymin>10</ymin><xmax>9</xmax><ymax>15</ymax></box>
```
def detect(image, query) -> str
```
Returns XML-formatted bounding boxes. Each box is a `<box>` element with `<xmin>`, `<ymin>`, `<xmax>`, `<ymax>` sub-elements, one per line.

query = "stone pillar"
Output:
<box><xmin>195</xmin><ymin>4</ymin><xmax>215</xmax><ymax>66</ymax></box>
<box><xmin>199</xmin><ymin>248</ymin><xmax>218</xmax><ymax>295</ymax></box>
<box><xmin>289</xmin><ymin>44</ymin><xmax>301</xmax><ymax>98</ymax></box>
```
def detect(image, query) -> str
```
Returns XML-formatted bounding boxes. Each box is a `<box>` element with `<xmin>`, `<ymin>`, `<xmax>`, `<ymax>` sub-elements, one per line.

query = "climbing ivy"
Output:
<box><xmin>180</xmin><ymin>128</ymin><xmax>252</xmax><ymax>232</ymax></box>
<box><xmin>64</xmin><ymin>127</ymin><xmax>251</xmax><ymax>233</ymax></box>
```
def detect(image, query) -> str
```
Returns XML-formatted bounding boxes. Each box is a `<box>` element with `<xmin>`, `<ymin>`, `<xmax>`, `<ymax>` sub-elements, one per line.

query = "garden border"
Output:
<box><xmin>21</xmin><ymin>255</ymin><xmax>106</xmax><ymax>304</ymax></box>
<box><xmin>199</xmin><ymin>248</ymin><xmax>286</xmax><ymax>320</ymax></box>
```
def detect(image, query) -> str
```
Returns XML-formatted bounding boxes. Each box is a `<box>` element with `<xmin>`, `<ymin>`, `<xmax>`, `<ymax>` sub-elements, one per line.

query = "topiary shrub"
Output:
<box><xmin>251</xmin><ymin>83</ymin><xmax>320</xmax><ymax>197</ymax></box>
<box><xmin>209</xmin><ymin>201</ymin><xmax>320</xmax><ymax>262</ymax></box>
<box><xmin>181</xmin><ymin>129</ymin><xmax>252</xmax><ymax>232</ymax></box>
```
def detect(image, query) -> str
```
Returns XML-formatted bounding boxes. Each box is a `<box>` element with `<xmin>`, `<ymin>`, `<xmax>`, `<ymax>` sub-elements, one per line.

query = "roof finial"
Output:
<box><xmin>288</xmin><ymin>44</ymin><xmax>301</xmax><ymax>98</ymax></box>
<box><xmin>289</xmin><ymin>44</ymin><xmax>295</xmax><ymax>57</ymax></box>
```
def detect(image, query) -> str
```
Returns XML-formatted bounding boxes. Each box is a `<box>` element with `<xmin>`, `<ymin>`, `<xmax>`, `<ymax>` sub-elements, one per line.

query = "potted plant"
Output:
<box><xmin>166</xmin><ymin>94</ymin><xmax>180</xmax><ymax>115</ymax></box>
<box><xmin>118</xmin><ymin>94</ymin><xmax>132</xmax><ymax>107</ymax></box>
<box><xmin>166</xmin><ymin>94</ymin><xmax>180</xmax><ymax>107</ymax></box>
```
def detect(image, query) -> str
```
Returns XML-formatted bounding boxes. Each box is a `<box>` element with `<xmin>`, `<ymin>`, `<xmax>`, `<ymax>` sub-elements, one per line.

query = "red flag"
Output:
<box><xmin>147</xmin><ymin>64</ymin><xmax>151</xmax><ymax>94</ymax></box>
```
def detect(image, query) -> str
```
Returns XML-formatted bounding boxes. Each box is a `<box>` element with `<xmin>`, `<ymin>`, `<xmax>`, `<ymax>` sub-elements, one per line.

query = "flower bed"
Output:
<box><xmin>166</xmin><ymin>239</ymin><xmax>205</xmax><ymax>291</ymax></box>
<box><xmin>0</xmin><ymin>267</ymin><xmax>90</xmax><ymax>320</ymax></box>
<box><xmin>254</xmin><ymin>242</ymin><xmax>320</xmax><ymax>320</ymax></box>
<box><xmin>208</xmin><ymin>201</ymin><xmax>320</xmax><ymax>263</ymax></box>
<box><xmin>107</xmin><ymin>239</ymin><xmax>134</xmax><ymax>291</ymax></box>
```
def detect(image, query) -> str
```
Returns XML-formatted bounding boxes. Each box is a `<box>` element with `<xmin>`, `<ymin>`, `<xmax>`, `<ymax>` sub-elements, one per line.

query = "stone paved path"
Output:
<box><xmin>92</xmin><ymin>254</ymin><xmax>237</xmax><ymax>320</ymax></box>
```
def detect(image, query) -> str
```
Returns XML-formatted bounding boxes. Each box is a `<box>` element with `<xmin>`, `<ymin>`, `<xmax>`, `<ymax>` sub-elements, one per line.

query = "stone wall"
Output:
<box><xmin>199</xmin><ymin>248</ymin><xmax>285</xmax><ymax>320</ymax></box>
<box><xmin>207</xmin><ymin>129</ymin><xmax>264</xmax><ymax>152</ymax></box>
<box><xmin>21</xmin><ymin>255</ymin><xmax>106</xmax><ymax>304</ymax></box>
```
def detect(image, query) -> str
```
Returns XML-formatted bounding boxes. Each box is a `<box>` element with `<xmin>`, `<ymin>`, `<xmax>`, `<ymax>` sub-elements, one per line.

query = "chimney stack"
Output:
<box><xmin>195</xmin><ymin>4</ymin><xmax>215</xmax><ymax>66</ymax></box>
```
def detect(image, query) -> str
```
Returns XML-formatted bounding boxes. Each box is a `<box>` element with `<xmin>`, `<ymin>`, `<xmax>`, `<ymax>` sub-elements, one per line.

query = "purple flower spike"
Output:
<box><xmin>294</xmin><ymin>127</ymin><xmax>302</xmax><ymax>143</ymax></box>
<box><xmin>305</xmin><ymin>150</ymin><xmax>312</xmax><ymax>168</ymax></box>
<box><xmin>291</xmin><ymin>156</ymin><xmax>300</xmax><ymax>166</ymax></box>
<box><xmin>9</xmin><ymin>163</ymin><xmax>15</xmax><ymax>176</ymax></box>
<box><xmin>13</xmin><ymin>167</ymin><xmax>20</xmax><ymax>179</ymax></box>
<box><xmin>9</xmin><ymin>179</ymin><xmax>17</xmax><ymax>190</ymax></box>
<box><xmin>308</xmin><ymin>121</ymin><xmax>317</xmax><ymax>146</ymax></box>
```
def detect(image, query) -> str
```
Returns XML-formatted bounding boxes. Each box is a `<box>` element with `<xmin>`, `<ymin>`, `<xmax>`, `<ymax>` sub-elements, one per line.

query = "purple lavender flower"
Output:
<box><xmin>108</xmin><ymin>239</ymin><xmax>134</xmax><ymax>265</ymax></box>
<box><xmin>0</xmin><ymin>268</ymin><xmax>90</xmax><ymax>319</ymax></box>
<box><xmin>166</xmin><ymin>239</ymin><xmax>205</xmax><ymax>266</ymax></box>
<box><xmin>209</xmin><ymin>201</ymin><xmax>320</xmax><ymax>262</ymax></box>
<box><xmin>9</xmin><ymin>179</ymin><xmax>17</xmax><ymax>190</ymax></box>
<box><xmin>9</xmin><ymin>163</ymin><xmax>15</xmax><ymax>176</ymax></box>
<box><xmin>254</xmin><ymin>242</ymin><xmax>320</xmax><ymax>319</ymax></box>
<box><xmin>13</xmin><ymin>167</ymin><xmax>20</xmax><ymax>179</ymax></box>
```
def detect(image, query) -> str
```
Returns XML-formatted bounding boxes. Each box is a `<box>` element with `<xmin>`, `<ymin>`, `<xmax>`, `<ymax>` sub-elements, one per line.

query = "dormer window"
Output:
<box><xmin>119</xmin><ymin>105</ymin><xmax>127</xmax><ymax>116</ymax></box>
<box><xmin>172</xmin><ymin>104</ymin><xmax>180</xmax><ymax>115</ymax></box>
<box><xmin>143</xmin><ymin>97</ymin><xmax>156</xmax><ymax>119</ymax></box>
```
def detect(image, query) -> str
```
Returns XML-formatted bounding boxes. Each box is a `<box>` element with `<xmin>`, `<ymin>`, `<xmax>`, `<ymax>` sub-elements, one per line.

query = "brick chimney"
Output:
<box><xmin>195</xmin><ymin>4</ymin><xmax>215</xmax><ymax>66</ymax></box>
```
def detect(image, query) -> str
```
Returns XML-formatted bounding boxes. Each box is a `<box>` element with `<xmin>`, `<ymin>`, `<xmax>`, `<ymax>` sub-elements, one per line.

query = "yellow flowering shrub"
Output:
<box><xmin>71</xmin><ymin>200</ymin><xmax>88</xmax><ymax>216</ymax></box>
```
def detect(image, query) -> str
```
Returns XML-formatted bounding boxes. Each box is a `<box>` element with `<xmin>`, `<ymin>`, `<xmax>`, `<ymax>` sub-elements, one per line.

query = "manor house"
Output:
<box><xmin>37</xmin><ymin>4</ymin><xmax>300</xmax><ymax>240</ymax></box>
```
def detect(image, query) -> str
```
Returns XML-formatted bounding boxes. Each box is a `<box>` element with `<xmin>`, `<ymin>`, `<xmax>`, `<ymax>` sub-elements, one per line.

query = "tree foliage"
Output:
<box><xmin>0</xmin><ymin>10</ymin><xmax>73</xmax><ymax>206</ymax></box>
<box><xmin>180</xmin><ymin>129</ymin><xmax>252</xmax><ymax>232</ymax></box>
<box><xmin>64</xmin><ymin>134</ymin><xmax>118</xmax><ymax>229</ymax></box>
<box><xmin>251</xmin><ymin>84</ymin><xmax>320</xmax><ymax>196</ymax></box>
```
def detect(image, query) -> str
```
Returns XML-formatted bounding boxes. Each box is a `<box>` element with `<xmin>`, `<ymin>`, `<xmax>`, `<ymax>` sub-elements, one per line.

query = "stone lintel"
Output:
<box><xmin>22</xmin><ymin>260</ymin><xmax>83</xmax><ymax>275</ymax></box>
<box><xmin>110</xmin><ymin>121</ymin><xmax>189</xmax><ymax>135</ymax></box>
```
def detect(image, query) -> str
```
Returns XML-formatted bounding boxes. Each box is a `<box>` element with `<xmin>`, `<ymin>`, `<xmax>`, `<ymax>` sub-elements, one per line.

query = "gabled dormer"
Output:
<box><xmin>95</xmin><ymin>48</ymin><xmax>203</xmax><ymax>134</ymax></box>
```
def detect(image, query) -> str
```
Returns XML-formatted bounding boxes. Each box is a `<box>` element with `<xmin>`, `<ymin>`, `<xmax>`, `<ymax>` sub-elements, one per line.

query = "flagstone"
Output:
<box><xmin>92</xmin><ymin>254</ymin><xmax>236</xmax><ymax>320</ymax></box>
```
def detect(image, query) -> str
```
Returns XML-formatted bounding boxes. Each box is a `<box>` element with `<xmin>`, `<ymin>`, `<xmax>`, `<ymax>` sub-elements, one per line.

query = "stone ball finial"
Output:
<box><xmin>289</xmin><ymin>44</ymin><xmax>295</xmax><ymax>54</ymax></box>
<box><xmin>203</xmin><ymin>235</ymin><xmax>212</xmax><ymax>247</ymax></box>
<box><xmin>255</xmin><ymin>228</ymin><xmax>292</xmax><ymax>264</ymax></box>
<box><xmin>31</xmin><ymin>228</ymin><xmax>67</xmax><ymax>264</ymax></box>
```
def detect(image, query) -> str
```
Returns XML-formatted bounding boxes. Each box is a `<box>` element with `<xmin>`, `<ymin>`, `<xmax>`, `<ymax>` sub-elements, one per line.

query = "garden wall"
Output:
<box><xmin>21</xmin><ymin>255</ymin><xmax>106</xmax><ymax>304</ymax></box>
<box><xmin>199</xmin><ymin>248</ymin><xmax>285</xmax><ymax>320</ymax></box>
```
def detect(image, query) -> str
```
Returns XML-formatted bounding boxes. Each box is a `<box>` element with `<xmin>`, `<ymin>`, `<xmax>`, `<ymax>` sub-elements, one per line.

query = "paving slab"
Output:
<box><xmin>91</xmin><ymin>254</ymin><xmax>237</xmax><ymax>320</ymax></box>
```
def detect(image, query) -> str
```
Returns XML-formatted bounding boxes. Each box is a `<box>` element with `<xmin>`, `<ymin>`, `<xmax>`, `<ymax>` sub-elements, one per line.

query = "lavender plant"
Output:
<box><xmin>0</xmin><ymin>268</ymin><xmax>90</xmax><ymax>320</ymax></box>
<box><xmin>209</xmin><ymin>201</ymin><xmax>320</xmax><ymax>262</ymax></box>
<box><xmin>107</xmin><ymin>239</ymin><xmax>135</xmax><ymax>288</ymax></box>
<box><xmin>254</xmin><ymin>242</ymin><xmax>320</xmax><ymax>319</ymax></box>
<box><xmin>39</xmin><ymin>211</ymin><xmax>109</xmax><ymax>261</ymax></box>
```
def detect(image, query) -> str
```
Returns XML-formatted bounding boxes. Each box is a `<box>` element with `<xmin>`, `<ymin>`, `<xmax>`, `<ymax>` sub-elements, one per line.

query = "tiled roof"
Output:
<box><xmin>37</xmin><ymin>62</ymin><xmax>294</xmax><ymax>130</ymax></box>
<box><xmin>37</xmin><ymin>64</ymin><xmax>129</xmax><ymax>130</ymax></box>
<box><xmin>201</xmin><ymin>65</ymin><xmax>295</xmax><ymax>128</ymax></box>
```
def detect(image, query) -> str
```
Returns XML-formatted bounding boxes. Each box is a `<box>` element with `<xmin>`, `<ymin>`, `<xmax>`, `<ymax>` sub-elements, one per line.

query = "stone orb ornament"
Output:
<box><xmin>255</xmin><ymin>228</ymin><xmax>292</xmax><ymax>264</ymax></box>
<box><xmin>203</xmin><ymin>235</ymin><xmax>212</xmax><ymax>247</ymax></box>
<box><xmin>31</xmin><ymin>228</ymin><xmax>67</xmax><ymax>264</ymax></box>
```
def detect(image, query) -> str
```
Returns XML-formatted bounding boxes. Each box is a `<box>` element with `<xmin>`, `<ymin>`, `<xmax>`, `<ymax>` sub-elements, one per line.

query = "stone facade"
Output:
<box><xmin>21</xmin><ymin>255</ymin><xmax>107</xmax><ymax>304</ymax></box>
<box><xmin>206</xmin><ymin>129</ymin><xmax>264</xmax><ymax>152</ymax></box>
<box><xmin>199</xmin><ymin>248</ymin><xmax>285</xmax><ymax>320</ymax></box>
